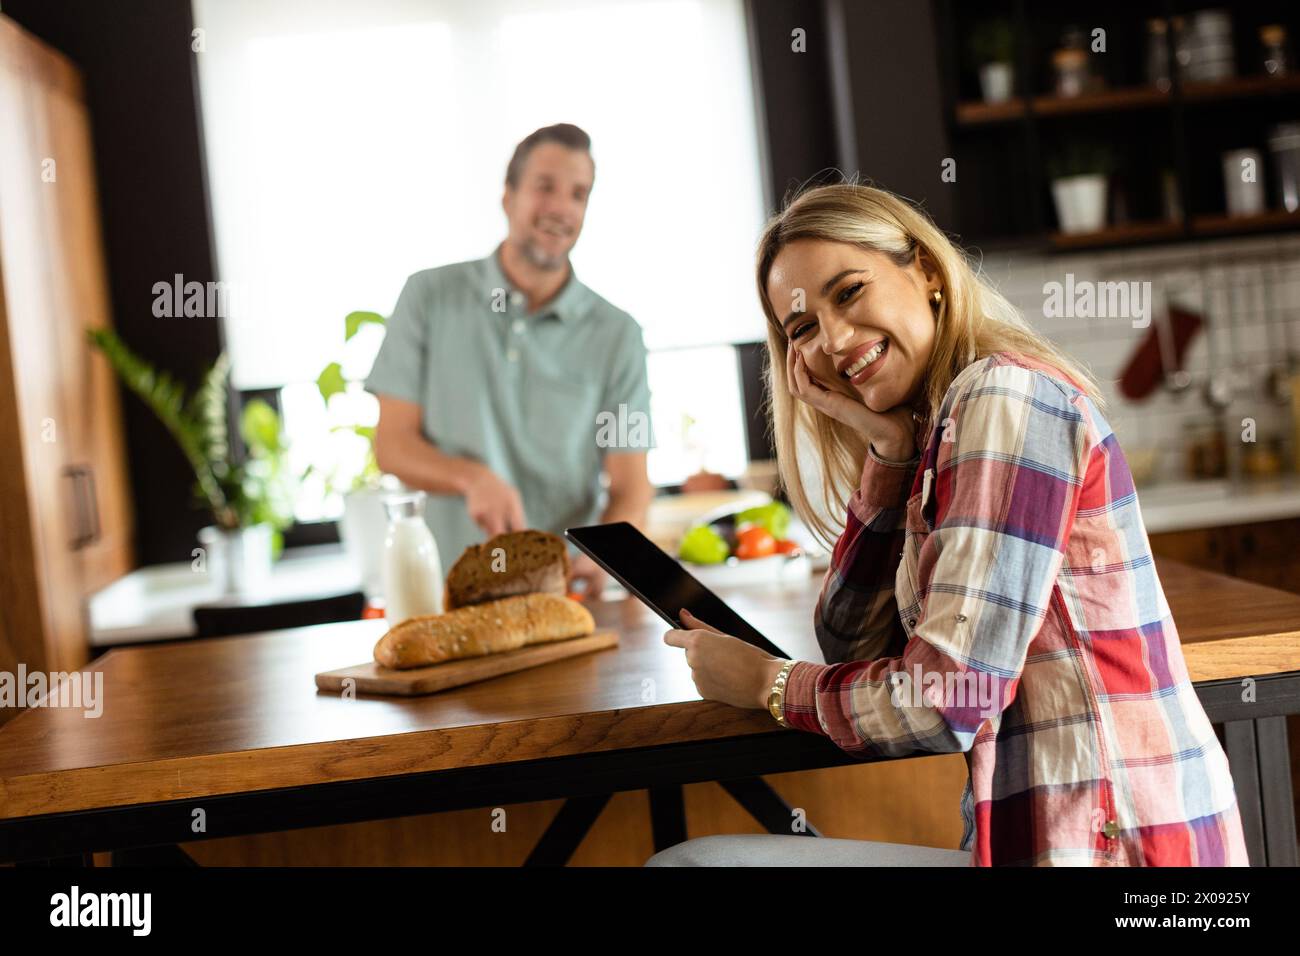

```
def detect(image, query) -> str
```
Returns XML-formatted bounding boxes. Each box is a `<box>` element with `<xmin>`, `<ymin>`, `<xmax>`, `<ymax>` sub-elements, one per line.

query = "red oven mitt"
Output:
<box><xmin>1118</xmin><ymin>306</ymin><xmax>1203</xmax><ymax>401</ymax></box>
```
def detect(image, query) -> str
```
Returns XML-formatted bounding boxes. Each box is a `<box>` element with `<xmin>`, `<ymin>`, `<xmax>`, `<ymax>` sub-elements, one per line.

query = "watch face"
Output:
<box><xmin>769</xmin><ymin>694</ymin><xmax>784</xmax><ymax>720</ymax></box>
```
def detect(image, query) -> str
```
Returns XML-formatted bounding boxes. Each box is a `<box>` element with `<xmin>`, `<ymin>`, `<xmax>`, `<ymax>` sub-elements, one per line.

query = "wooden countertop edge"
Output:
<box><xmin>0</xmin><ymin>700</ymin><xmax>781</xmax><ymax>820</ymax></box>
<box><xmin>1181</xmin><ymin>631</ymin><xmax>1300</xmax><ymax>683</ymax></box>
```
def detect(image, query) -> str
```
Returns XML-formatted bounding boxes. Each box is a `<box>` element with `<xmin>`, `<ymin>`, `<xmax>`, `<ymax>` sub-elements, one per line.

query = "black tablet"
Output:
<box><xmin>565</xmin><ymin>521</ymin><xmax>789</xmax><ymax>659</ymax></box>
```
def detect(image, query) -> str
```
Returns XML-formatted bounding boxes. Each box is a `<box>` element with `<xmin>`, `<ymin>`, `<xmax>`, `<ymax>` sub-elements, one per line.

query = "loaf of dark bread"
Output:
<box><xmin>374</xmin><ymin>592</ymin><xmax>595</xmax><ymax>669</ymax></box>
<box><xmin>444</xmin><ymin>529</ymin><xmax>569</xmax><ymax>611</ymax></box>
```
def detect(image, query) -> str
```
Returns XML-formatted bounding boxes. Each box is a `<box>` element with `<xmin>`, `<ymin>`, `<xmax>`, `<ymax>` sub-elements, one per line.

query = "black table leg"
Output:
<box><xmin>523</xmin><ymin>793</ymin><xmax>611</xmax><ymax>866</ymax></box>
<box><xmin>720</xmin><ymin>777</ymin><xmax>821</xmax><ymax>837</ymax></box>
<box><xmin>1224</xmin><ymin>716</ymin><xmax>1297</xmax><ymax>866</ymax></box>
<box><xmin>1223</xmin><ymin>720</ymin><xmax>1266</xmax><ymax>866</ymax></box>
<box><xmin>648</xmin><ymin>785</ymin><xmax>687</xmax><ymax>851</ymax></box>
<box><xmin>1256</xmin><ymin>715</ymin><xmax>1298</xmax><ymax>866</ymax></box>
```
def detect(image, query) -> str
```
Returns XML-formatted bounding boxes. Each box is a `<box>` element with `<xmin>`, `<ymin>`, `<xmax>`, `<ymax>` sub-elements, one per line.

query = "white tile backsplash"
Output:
<box><xmin>984</xmin><ymin>232</ymin><xmax>1300</xmax><ymax>482</ymax></box>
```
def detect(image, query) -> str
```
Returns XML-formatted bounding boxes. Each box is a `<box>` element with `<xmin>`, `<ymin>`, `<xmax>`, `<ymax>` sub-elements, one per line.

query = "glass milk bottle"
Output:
<box><xmin>382</xmin><ymin>491</ymin><xmax>443</xmax><ymax>624</ymax></box>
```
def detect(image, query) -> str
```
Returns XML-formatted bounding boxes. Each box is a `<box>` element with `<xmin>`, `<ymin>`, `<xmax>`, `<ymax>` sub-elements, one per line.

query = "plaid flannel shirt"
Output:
<box><xmin>782</xmin><ymin>351</ymin><xmax>1250</xmax><ymax>866</ymax></box>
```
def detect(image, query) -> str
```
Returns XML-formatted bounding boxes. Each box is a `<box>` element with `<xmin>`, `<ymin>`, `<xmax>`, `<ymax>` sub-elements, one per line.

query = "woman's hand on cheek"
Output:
<box><xmin>786</xmin><ymin>345</ymin><xmax>916</xmax><ymax>459</ymax></box>
<box><xmin>786</xmin><ymin>345</ymin><xmax>873</xmax><ymax>435</ymax></box>
<box><xmin>663</xmin><ymin>608</ymin><xmax>786</xmax><ymax>710</ymax></box>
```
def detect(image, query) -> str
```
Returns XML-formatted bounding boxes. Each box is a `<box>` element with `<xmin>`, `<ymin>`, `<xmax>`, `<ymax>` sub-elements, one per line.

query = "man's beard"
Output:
<box><xmin>515</xmin><ymin>233</ymin><xmax>571</xmax><ymax>271</ymax></box>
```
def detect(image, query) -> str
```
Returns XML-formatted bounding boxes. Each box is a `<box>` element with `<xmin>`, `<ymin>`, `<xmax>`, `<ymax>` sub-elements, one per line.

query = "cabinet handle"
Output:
<box><xmin>81</xmin><ymin>464</ymin><xmax>101</xmax><ymax>545</ymax></box>
<box><xmin>62</xmin><ymin>464</ymin><xmax>89</xmax><ymax>549</ymax></box>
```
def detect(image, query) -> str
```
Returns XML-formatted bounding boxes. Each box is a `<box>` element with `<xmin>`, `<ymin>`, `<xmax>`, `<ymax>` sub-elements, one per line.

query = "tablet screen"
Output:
<box><xmin>565</xmin><ymin>521</ymin><xmax>789</xmax><ymax>659</ymax></box>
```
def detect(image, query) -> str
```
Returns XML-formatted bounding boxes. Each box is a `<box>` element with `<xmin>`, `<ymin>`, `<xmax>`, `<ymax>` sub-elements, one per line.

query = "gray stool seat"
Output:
<box><xmin>645</xmin><ymin>834</ymin><xmax>970</xmax><ymax>867</ymax></box>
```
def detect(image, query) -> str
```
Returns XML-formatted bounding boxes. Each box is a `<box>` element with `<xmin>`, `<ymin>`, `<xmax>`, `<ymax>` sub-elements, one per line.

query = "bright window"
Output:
<box><xmin>193</xmin><ymin>0</ymin><xmax>767</xmax><ymax>514</ymax></box>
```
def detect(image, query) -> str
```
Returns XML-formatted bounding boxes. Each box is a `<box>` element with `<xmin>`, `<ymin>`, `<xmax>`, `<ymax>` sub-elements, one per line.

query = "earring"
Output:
<box><xmin>931</xmin><ymin>288</ymin><xmax>943</xmax><ymax>307</ymax></box>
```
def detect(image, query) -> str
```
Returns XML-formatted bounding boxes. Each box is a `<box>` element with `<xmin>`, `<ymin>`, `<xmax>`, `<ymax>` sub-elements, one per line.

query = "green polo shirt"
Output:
<box><xmin>365</xmin><ymin>247</ymin><xmax>655</xmax><ymax>566</ymax></box>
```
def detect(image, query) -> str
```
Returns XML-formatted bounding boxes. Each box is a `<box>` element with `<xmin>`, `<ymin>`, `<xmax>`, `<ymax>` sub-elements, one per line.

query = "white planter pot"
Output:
<box><xmin>1222</xmin><ymin>149</ymin><xmax>1265</xmax><ymax>217</ymax></box>
<box><xmin>1051</xmin><ymin>174</ymin><xmax>1108</xmax><ymax>234</ymax></box>
<box><xmin>339</xmin><ymin>488</ymin><xmax>388</xmax><ymax>599</ymax></box>
<box><xmin>979</xmin><ymin>62</ymin><xmax>1014</xmax><ymax>104</ymax></box>
<box><xmin>197</xmin><ymin>524</ymin><xmax>274</xmax><ymax>597</ymax></box>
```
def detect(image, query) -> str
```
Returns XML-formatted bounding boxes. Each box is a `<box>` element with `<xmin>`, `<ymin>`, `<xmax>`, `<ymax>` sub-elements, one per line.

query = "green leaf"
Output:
<box><xmin>87</xmin><ymin>327</ymin><xmax>229</xmax><ymax>518</ymax></box>
<box><xmin>191</xmin><ymin>353</ymin><xmax>231</xmax><ymax>475</ymax></box>
<box><xmin>240</xmin><ymin>399</ymin><xmax>282</xmax><ymax>455</ymax></box>
<box><xmin>344</xmin><ymin>310</ymin><xmax>385</xmax><ymax>341</ymax></box>
<box><xmin>316</xmin><ymin>361</ymin><xmax>347</xmax><ymax>404</ymax></box>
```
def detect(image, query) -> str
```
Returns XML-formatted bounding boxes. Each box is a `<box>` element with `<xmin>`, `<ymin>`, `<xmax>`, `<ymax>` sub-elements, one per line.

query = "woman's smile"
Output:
<box><xmin>839</xmin><ymin>337</ymin><xmax>888</xmax><ymax>385</ymax></box>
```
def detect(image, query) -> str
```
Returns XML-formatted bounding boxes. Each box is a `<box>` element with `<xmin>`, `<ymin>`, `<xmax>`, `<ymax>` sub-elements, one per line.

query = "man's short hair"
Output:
<box><xmin>505</xmin><ymin>123</ymin><xmax>593</xmax><ymax>188</ymax></box>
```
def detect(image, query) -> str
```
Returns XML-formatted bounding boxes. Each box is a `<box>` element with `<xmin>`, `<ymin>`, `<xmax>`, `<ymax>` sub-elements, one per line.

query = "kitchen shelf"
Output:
<box><xmin>953</xmin><ymin>87</ymin><xmax>1172</xmax><ymax>125</ymax></box>
<box><xmin>1049</xmin><ymin>219</ymin><xmax>1184</xmax><ymax>251</ymax></box>
<box><xmin>956</xmin><ymin>76</ymin><xmax>1300</xmax><ymax>127</ymax></box>
<box><xmin>1191</xmin><ymin>209</ymin><xmax>1300</xmax><ymax>237</ymax></box>
<box><xmin>1032</xmin><ymin>86</ymin><xmax>1171</xmax><ymax>117</ymax></box>
<box><xmin>954</xmin><ymin>96</ymin><xmax>1027</xmax><ymax>126</ymax></box>
<box><xmin>1182</xmin><ymin>73</ymin><xmax>1300</xmax><ymax>104</ymax></box>
<box><xmin>936</xmin><ymin>1</ymin><xmax>1300</xmax><ymax>253</ymax></box>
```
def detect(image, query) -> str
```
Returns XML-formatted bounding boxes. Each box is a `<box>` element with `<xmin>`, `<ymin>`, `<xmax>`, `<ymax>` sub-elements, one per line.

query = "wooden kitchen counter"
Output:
<box><xmin>1</xmin><ymin>557</ymin><xmax>1298</xmax><ymax>864</ymax></box>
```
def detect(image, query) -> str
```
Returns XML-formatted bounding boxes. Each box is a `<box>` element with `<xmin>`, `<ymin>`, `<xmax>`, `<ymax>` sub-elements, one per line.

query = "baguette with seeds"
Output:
<box><xmin>374</xmin><ymin>592</ymin><xmax>595</xmax><ymax>669</ymax></box>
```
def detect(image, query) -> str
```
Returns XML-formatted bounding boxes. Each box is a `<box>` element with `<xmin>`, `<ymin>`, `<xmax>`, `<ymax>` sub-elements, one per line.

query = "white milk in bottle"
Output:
<box><xmin>381</xmin><ymin>491</ymin><xmax>443</xmax><ymax>624</ymax></box>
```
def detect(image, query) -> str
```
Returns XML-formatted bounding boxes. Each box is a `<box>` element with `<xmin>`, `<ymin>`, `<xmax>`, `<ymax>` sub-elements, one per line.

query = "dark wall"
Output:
<box><xmin>5</xmin><ymin>0</ymin><xmax>224</xmax><ymax>566</ymax></box>
<box><xmin>745</xmin><ymin>0</ymin><xmax>841</xmax><ymax>212</ymax></box>
<box><xmin>747</xmin><ymin>0</ymin><xmax>953</xmax><ymax>227</ymax></box>
<box><xmin>841</xmin><ymin>0</ymin><xmax>954</xmax><ymax>229</ymax></box>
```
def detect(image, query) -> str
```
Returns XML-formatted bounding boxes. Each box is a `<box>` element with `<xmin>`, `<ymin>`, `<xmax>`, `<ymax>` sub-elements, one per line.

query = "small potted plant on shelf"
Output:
<box><xmin>971</xmin><ymin>19</ymin><xmax>1016</xmax><ymax>104</ymax></box>
<box><xmin>315</xmin><ymin>310</ymin><xmax>390</xmax><ymax>596</ymax></box>
<box><xmin>1048</xmin><ymin>142</ymin><xmax>1115</xmax><ymax>234</ymax></box>
<box><xmin>88</xmin><ymin>328</ymin><xmax>299</xmax><ymax>595</ymax></box>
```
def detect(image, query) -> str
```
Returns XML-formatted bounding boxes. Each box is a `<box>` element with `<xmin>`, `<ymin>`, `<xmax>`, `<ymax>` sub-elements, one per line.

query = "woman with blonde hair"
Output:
<box><xmin>651</xmin><ymin>183</ymin><xmax>1249</xmax><ymax>867</ymax></box>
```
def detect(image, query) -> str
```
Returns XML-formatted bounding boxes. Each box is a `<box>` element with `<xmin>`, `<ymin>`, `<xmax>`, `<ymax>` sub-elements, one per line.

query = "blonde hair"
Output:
<box><xmin>756</xmin><ymin>183</ymin><xmax>1107</xmax><ymax>550</ymax></box>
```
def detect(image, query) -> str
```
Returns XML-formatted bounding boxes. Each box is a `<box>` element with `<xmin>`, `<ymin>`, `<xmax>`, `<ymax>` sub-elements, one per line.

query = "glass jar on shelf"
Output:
<box><xmin>1183</xmin><ymin>419</ymin><xmax>1227</xmax><ymax>479</ymax></box>
<box><xmin>1242</xmin><ymin>434</ymin><xmax>1283</xmax><ymax>478</ymax></box>
<box><xmin>1053</xmin><ymin>48</ymin><xmax>1089</xmax><ymax>98</ymax></box>
<box><xmin>1146</xmin><ymin>19</ymin><xmax>1172</xmax><ymax>92</ymax></box>
<box><xmin>1170</xmin><ymin>17</ymin><xmax>1192</xmax><ymax>80</ymax></box>
<box><xmin>1261</xmin><ymin>24</ymin><xmax>1290</xmax><ymax>77</ymax></box>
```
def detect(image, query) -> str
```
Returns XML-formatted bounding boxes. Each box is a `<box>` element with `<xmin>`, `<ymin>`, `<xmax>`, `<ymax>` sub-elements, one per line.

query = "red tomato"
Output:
<box><xmin>774</xmin><ymin>538</ymin><xmax>802</xmax><ymax>555</ymax></box>
<box><xmin>735</xmin><ymin>526</ymin><xmax>777</xmax><ymax>560</ymax></box>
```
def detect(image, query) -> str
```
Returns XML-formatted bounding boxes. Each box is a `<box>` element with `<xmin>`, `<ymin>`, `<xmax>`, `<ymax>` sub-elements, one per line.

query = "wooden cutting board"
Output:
<box><xmin>314</xmin><ymin>630</ymin><xmax>619</xmax><ymax>697</ymax></box>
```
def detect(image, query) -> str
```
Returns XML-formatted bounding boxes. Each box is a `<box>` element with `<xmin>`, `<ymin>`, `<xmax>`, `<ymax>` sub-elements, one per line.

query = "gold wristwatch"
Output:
<box><xmin>767</xmin><ymin>661</ymin><xmax>797</xmax><ymax>728</ymax></box>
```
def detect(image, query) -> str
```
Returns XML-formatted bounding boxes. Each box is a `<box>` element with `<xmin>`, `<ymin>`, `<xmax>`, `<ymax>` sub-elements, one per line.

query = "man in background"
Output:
<box><xmin>367</xmin><ymin>123</ymin><xmax>655</xmax><ymax>597</ymax></box>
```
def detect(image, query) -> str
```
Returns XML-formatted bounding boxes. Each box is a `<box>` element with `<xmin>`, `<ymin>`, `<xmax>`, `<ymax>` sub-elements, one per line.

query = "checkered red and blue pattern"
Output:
<box><xmin>782</xmin><ymin>351</ymin><xmax>1250</xmax><ymax>866</ymax></box>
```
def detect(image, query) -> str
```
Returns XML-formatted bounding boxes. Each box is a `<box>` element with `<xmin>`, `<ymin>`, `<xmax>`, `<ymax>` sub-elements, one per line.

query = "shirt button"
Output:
<box><xmin>1102</xmin><ymin>819</ymin><xmax>1120</xmax><ymax>840</ymax></box>
<box><xmin>506</xmin><ymin>348</ymin><xmax>519</xmax><ymax>363</ymax></box>
<box><xmin>509</xmin><ymin>291</ymin><xmax>526</xmax><ymax>309</ymax></box>
<box><xmin>908</xmin><ymin>618</ymin><xmax>917</xmax><ymax>627</ymax></box>
<box><xmin>512</xmin><ymin>319</ymin><xmax>526</xmax><ymax>334</ymax></box>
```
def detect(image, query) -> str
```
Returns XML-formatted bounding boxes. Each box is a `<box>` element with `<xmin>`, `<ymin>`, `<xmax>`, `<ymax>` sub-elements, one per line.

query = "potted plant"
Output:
<box><xmin>316</xmin><ymin>310</ymin><xmax>389</xmax><ymax>596</ymax></box>
<box><xmin>88</xmin><ymin>329</ymin><xmax>299</xmax><ymax>595</ymax></box>
<box><xmin>1048</xmin><ymin>143</ymin><xmax>1115</xmax><ymax>234</ymax></box>
<box><xmin>971</xmin><ymin>19</ymin><xmax>1016</xmax><ymax>104</ymax></box>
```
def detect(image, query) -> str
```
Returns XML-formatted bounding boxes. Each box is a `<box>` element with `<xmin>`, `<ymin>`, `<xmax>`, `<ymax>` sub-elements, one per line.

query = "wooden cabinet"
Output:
<box><xmin>1150</xmin><ymin>518</ymin><xmax>1300</xmax><ymax>595</ymax></box>
<box><xmin>0</xmin><ymin>14</ymin><xmax>133</xmax><ymax>707</ymax></box>
<box><xmin>1146</xmin><ymin>524</ymin><xmax>1228</xmax><ymax>574</ymax></box>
